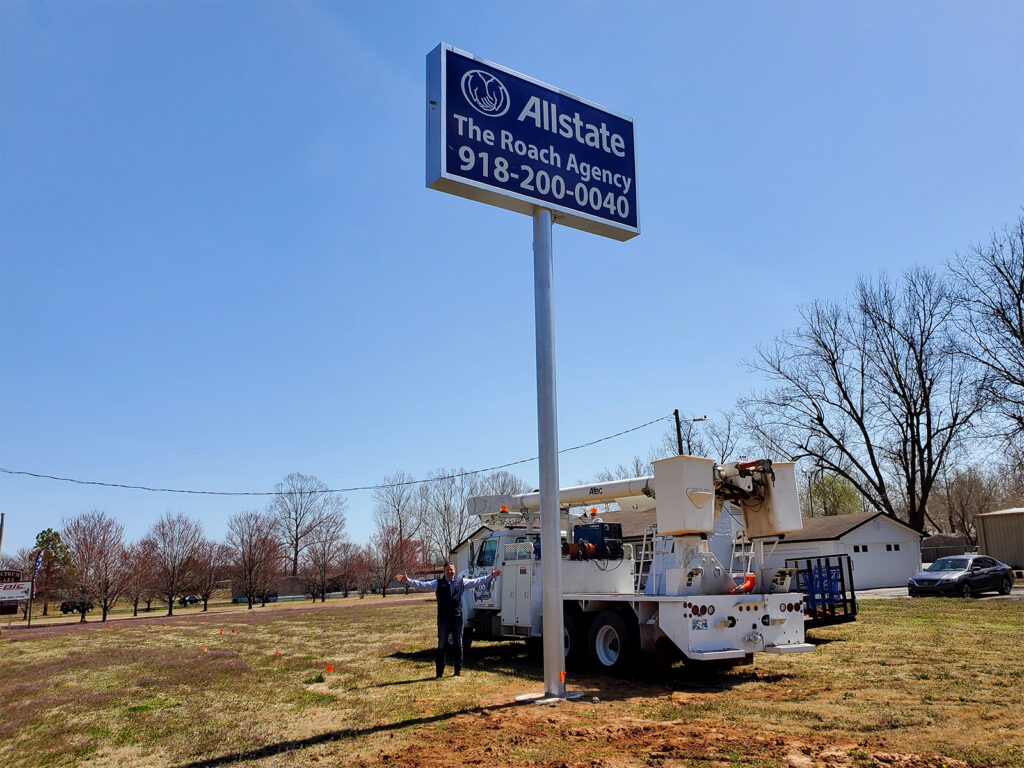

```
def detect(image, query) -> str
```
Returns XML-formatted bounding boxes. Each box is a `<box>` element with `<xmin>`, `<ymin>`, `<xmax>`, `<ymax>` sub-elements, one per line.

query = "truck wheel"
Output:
<box><xmin>587</xmin><ymin>610</ymin><xmax>636</xmax><ymax>676</ymax></box>
<box><xmin>462</xmin><ymin>628</ymin><xmax>474</xmax><ymax>653</ymax></box>
<box><xmin>564</xmin><ymin>612</ymin><xmax>586</xmax><ymax>671</ymax></box>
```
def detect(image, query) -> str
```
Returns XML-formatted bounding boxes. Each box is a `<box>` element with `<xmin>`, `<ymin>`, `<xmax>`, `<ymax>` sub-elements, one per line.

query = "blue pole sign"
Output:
<box><xmin>427</xmin><ymin>44</ymin><xmax>639</xmax><ymax>241</ymax></box>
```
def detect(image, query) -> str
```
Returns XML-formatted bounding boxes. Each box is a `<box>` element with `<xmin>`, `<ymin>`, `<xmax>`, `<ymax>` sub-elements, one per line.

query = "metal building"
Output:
<box><xmin>976</xmin><ymin>508</ymin><xmax>1024</xmax><ymax>569</ymax></box>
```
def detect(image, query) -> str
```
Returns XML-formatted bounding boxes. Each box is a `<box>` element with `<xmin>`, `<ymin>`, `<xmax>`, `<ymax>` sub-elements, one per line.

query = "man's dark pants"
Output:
<box><xmin>436</xmin><ymin>614</ymin><xmax>463</xmax><ymax>676</ymax></box>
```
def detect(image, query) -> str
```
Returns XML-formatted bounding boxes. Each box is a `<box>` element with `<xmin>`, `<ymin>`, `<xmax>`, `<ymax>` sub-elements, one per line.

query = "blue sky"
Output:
<box><xmin>2</xmin><ymin>1</ymin><xmax>1022</xmax><ymax>554</ymax></box>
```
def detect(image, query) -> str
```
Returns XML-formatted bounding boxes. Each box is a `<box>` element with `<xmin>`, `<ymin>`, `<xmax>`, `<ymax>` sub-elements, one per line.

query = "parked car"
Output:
<box><xmin>178</xmin><ymin>595</ymin><xmax>201</xmax><ymax>607</ymax></box>
<box><xmin>60</xmin><ymin>600</ymin><xmax>94</xmax><ymax>614</ymax></box>
<box><xmin>908</xmin><ymin>555</ymin><xmax>1015</xmax><ymax>597</ymax></box>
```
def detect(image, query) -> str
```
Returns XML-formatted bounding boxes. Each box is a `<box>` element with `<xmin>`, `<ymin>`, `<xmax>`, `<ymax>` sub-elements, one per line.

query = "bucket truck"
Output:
<box><xmin>460</xmin><ymin>455</ymin><xmax>814</xmax><ymax>674</ymax></box>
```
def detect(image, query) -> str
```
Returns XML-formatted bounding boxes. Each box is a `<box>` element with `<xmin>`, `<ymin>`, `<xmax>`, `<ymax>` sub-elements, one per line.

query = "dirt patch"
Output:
<box><xmin>343</xmin><ymin>685</ymin><xmax>970</xmax><ymax>768</ymax></box>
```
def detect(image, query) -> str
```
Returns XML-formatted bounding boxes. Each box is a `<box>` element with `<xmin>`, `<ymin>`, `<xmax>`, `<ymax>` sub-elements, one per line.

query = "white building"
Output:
<box><xmin>760</xmin><ymin>511</ymin><xmax>923</xmax><ymax>589</ymax></box>
<box><xmin>976</xmin><ymin>508</ymin><xmax>1024</xmax><ymax>569</ymax></box>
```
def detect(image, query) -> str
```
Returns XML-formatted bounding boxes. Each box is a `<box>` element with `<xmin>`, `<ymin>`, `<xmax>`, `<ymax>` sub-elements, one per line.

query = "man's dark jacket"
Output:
<box><xmin>435</xmin><ymin>577</ymin><xmax>465</xmax><ymax>618</ymax></box>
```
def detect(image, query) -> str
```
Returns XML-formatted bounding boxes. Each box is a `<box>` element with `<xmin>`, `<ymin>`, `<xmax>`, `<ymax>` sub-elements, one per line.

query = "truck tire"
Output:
<box><xmin>564</xmin><ymin>612</ymin><xmax>586</xmax><ymax>671</ymax></box>
<box><xmin>587</xmin><ymin>610</ymin><xmax>637</xmax><ymax>676</ymax></box>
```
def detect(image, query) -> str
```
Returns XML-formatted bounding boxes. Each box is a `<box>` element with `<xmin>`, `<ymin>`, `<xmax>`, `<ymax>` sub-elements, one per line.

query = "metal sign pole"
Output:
<box><xmin>27</xmin><ymin>572</ymin><xmax>35</xmax><ymax>628</ymax></box>
<box><xmin>532</xmin><ymin>206</ymin><xmax>566</xmax><ymax>698</ymax></box>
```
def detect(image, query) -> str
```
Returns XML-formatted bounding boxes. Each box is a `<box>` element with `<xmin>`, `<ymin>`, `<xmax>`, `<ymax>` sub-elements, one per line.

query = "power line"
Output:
<box><xmin>0</xmin><ymin>414</ymin><xmax>673</xmax><ymax>497</ymax></box>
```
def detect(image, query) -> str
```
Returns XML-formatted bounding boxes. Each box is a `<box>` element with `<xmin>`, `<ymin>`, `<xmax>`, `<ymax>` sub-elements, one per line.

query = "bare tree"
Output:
<box><xmin>373</xmin><ymin>472</ymin><xmax>422</xmax><ymax>592</ymax></box>
<box><xmin>62</xmin><ymin>510</ymin><xmax>130</xmax><ymax>622</ymax></box>
<box><xmin>478</xmin><ymin>470</ymin><xmax>531</xmax><ymax>496</ymax></box>
<box><xmin>592</xmin><ymin>455</ymin><xmax>652</xmax><ymax>484</ymax></box>
<box><xmin>368</xmin><ymin>523</ymin><xmax>403</xmax><ymax>598</ymax></box>
<box><xmin>418</xmin><ymin>469</ymin><xmax>480</xmax><ymax>563</ymax></box>
<box><xmin>933</xmin><ymin>465</ymin><xmax>1001</xmax><ymax>546</ymax></box>
<box><xmin>0</xmin><ymin>550</ymin><xmax>22</xmax><ymax>570</ymax></box>
<box><xmin>950</xmin><ymin>215</ymin><xmax>1024</xmax><ymax>448</ymax></box>
<box><xmin>335</xmin><ymin>540</ymin><xmax>370</xmax><ymax>598</ymax></box>
<box><xmin>742</xmin><ymin>268</ymin><xmax>981</xmax><ymax>530</ymax></box>
<box><xmin>298</xmin><ymin>513</ymin><xmax>348</xmax><ymax>602</ymax></box>
<box><xmin>146</xmin><ymin>512</ymin><xmax>203</xmax><ymax>617</ymax></box>
<box><xmin>191</xmin><ymin>538</ymin><xmax>229</xmax><ymax>611</ymax></box>
<box><xmin>704</xmin><ymin>410</ymin><xmax>745</xmax><ymax>464</ymax></box>
<box><xmin>270</xmin><ymin>473</ymin><xmax>348</xmax><ymax>577</ymax></box>
<box><xmin>226</xmin><ymin>510</ymin><xmax>282</xmax><ymax>609</ymax></box>
<box><xmin>123</xmin><ymin>539</ymin><xmax>157</xmax><ymax>617</ymax></box>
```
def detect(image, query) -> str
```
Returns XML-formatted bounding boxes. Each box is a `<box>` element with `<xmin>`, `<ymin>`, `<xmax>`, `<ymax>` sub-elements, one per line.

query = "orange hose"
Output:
<box><xmin>730</xmin><ymin>573</ymin><xmax>756</xmax><ymax>594</ymax></box>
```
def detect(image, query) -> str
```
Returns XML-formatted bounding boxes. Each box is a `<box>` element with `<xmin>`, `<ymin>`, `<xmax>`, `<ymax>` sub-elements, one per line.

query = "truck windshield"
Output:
<box><xmin>476</xmin><ymin>539</ymin><xmax>497</xmax><ymax>567</ymax></box>
<box><xmin>926</xmin><ymin>558</ymin><xmax>970</xmax><ymax>572</ymax></box>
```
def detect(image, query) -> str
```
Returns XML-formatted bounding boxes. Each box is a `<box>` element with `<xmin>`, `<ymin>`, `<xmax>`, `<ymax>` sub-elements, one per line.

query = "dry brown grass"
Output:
<box><xmin>1</xmin><ymin>596</ymin><xmax>1020</xmax><ymax>768</ymax></box>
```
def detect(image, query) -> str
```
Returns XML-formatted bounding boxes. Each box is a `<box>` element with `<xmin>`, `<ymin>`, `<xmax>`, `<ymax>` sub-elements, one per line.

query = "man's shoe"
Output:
<box><xmin>436</xmin><ymin>671</ymin><xmax>443</xmax><ymax>679</ymax></box>
<box><xmin>453</xmin><ymin>670</ymin><xmax>461</xmax><ymax>677</ymax></box>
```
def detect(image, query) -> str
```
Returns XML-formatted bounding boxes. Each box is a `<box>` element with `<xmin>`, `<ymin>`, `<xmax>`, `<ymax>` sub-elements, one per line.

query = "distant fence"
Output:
<box><xmin>921</xmin><ymin>545</ymin><xmax>970</xmax><ymax>563</ymax></box>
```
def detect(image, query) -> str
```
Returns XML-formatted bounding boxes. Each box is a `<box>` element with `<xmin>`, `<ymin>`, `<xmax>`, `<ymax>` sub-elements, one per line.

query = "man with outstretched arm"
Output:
<box><xmin>396</xmin><ymin>562</ymin><xmax>502</xmax><ymax>678</ymax></box>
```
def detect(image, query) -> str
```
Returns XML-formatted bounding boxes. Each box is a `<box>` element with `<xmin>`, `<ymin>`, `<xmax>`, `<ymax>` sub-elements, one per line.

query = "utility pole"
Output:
<box><xmin>673</xmin><ymin>411</ymin><xmax>708</xmax><ymax>456</ymax></box>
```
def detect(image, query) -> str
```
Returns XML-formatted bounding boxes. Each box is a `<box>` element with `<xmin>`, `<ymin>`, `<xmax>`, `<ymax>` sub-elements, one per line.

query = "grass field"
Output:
<box><xmin>1</xmin><ymin>596</ymin><xmax>1021</xmax><ymax>768</ymax></box>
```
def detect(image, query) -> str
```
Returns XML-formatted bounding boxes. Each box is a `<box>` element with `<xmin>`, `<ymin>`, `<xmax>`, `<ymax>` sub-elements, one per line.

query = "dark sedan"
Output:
<box><xmin>908</xmin><ymin>555</ymin><xmax>1015</xmax><ymax>597</ymax></box>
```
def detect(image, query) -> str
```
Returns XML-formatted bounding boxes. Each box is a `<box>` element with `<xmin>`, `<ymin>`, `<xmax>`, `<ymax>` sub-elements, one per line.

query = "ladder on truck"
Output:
<box><xmin>729</xmin><ymin>529</ymin><xmax>755</xmax><ymax>582</ymax></box>
<box><xmin>634</xmin><ymin>524</ymin><xmax>657</xmax><ymax>594</ymax></box>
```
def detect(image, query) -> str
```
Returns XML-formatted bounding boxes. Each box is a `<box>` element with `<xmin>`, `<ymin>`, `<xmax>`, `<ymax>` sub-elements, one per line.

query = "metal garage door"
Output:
<box><xmin>845</xmin><ymin>542</ymin><xmax>907</xmax><ymax>588</ymax></box>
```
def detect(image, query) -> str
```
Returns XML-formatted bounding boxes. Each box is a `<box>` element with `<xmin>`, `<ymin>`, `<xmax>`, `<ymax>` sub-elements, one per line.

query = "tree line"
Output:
<box><xmin>1</xmin><ymin>468</ymin><xmax>532</xmax><ymax>620</ymax></box>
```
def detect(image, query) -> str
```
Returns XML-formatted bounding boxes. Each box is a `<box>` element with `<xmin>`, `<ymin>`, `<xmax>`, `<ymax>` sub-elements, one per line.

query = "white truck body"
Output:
<box><xmin>460</xmin><ymin>455</ymin><xmax>814</xmax><ymax>673</ymax></box>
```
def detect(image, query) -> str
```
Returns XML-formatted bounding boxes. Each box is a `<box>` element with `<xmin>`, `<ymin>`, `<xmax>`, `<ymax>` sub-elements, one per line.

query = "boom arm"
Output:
<box><xmin>467</xmin><ymin>456</ymin><xmax>802</xmax><ymax>537</ymax></box>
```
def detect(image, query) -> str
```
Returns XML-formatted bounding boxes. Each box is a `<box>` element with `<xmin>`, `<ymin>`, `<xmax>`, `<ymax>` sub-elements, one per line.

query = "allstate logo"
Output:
<box><xmin>460</xmin><ymin>70</ymin><xmax>510</xmax><ymax>117</ymax></box>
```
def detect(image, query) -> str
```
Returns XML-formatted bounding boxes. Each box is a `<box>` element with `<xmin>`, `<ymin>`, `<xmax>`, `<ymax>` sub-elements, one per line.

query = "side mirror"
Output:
<box><xmin>469</xmin><ymin>542</ymin><xmax>476</xmax><ymax>567</ymax></box>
